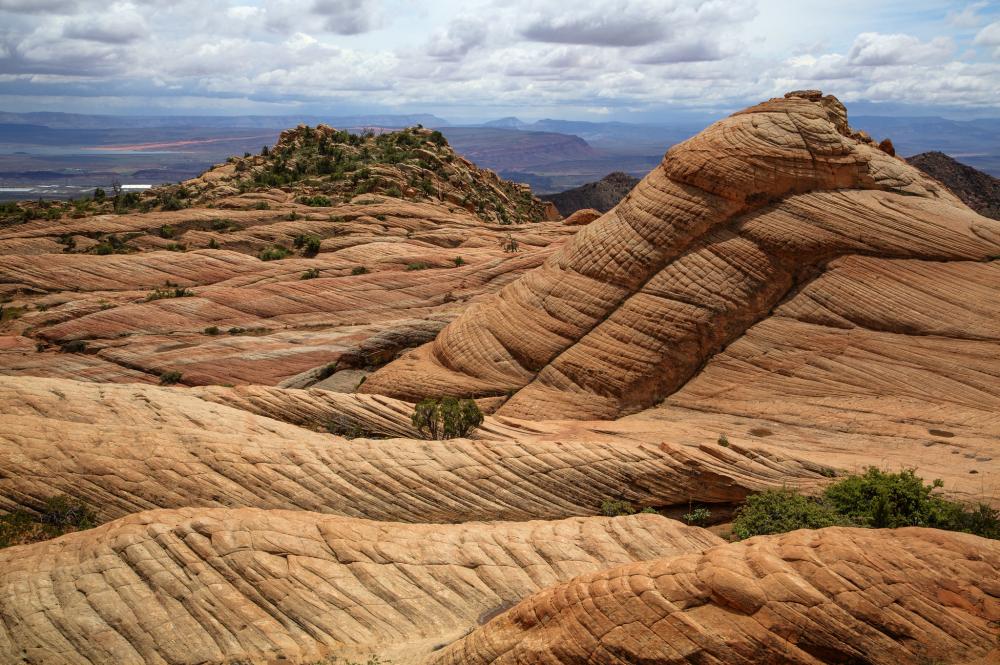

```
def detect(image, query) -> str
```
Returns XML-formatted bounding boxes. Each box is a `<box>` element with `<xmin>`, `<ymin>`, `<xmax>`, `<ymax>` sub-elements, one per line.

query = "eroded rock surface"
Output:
<box><xmin>0</xmin><ymin>511</ymin><xmax>720</xmax><ymax>665</ymax></box>
<box><xmin>362</xmin><ymin>92</ymin><xmax>1000</xmax><ymax>419</ymax></box>
<box><xmin>428</xmin><ymin>528</ymin><xmax>1000</xmax><ymax>665</ymax></box>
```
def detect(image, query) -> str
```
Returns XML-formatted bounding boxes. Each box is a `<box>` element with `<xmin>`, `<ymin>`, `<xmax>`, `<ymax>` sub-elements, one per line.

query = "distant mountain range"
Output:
<box><xmin>0</xmin><ymin>109</ymin><xmax>998</xmax><ymax>199</ymax></box>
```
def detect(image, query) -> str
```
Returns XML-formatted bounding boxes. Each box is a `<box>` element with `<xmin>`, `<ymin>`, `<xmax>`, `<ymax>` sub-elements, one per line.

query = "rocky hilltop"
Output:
<box><xmin>0</xmin><ymin>92</ymin><xmax>997</xmax><ymax>665</ymax></box>
<box><xmin>542</xmin><ymin>170</ymin><xmax>640</xmax><ymax>216</ymax></box>
<box><xmin>908</xmin><ymin>150</ymin><xmax>1000</xmax><ymax>219</ymax></box>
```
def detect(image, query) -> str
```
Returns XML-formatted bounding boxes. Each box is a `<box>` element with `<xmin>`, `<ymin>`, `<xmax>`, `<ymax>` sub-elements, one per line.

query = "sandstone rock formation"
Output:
<box><xmin>362</xmin><ymin>91</ymin><xmax>1000</xmax><ymax>420</ymax></box>
<box><xmin>428</xmin><ymin>527</ymin><xmax>1000</xmax><ymax>665</ymax></box>
<box><xmin>0</xmin><ymin>375</ymin><xmax>841</xmax><ymax>524</ymax></box>
<box><xmin>0</xmin><ymin>200</ymin><xmax>572</xmax><ymax>386</ymax></box>
<box><xmin>0</xmin><ymin>92</ymin><xmax>997</xmax><ymax>665</ymax></box>
<box><xmin>562</xmin><ymin>208</ymin><xmax>602</xmax><ymax>226</ymax></box>
<box><xmin>0</xmin><ymin>511</ymin><xmax>721</xmax><ymax>664</ymax></box>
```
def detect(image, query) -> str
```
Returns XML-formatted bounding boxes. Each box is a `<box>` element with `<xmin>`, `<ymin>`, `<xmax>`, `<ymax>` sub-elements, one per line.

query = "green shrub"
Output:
<box><xmin>731</xmin><ymin>488</ymin><xmax>846</xmax><ymax>540</ymax></box>
<box><xmin>91</xmin><ymin>233</ymin><xmax>132</xmax><ymax>255</ymax></box>
<box><xmin>351</xmin><ymin>266</ymin><xmax>368</xmax><ymax>275</ymax></box>
<box><xmin>146</xmin><ymin>287</ymin><xmax>194</xmax><ymax>301</ymax></box>
<box><xmin>499</xmin><ymin>233</ymin><xmax>519</xmax><ymax>253</ymax></box>
<box><xmin>258</xmin><ymin>245</ymin><xmax>291</xmax><ymax>261</ymax></box>
<box><xmin>718</xmin><ymin>433</ymin><xmax>730</xmax><ymax>447</ymax></box>
<box><xmin>731</xmin><ymin>469</ymin><xmax>1000</xmax><ymax>541</ymax></box>
<box><xmin>683</xmin><ymin>506</ymin><xmax>713</xmax><ymax>526</ymax></box>
<box><xmin>294</xmin><ymin>234</ymin><xmax>322</xmax><ymax>256</ymax></box>
<box><xmin>254</xmin><ymin>200</ymin><xmax>270</xmax><ymax>210</ymax></box>
<box><xmin>0</xmin><ymin>305</ymin><xmax>25</xmax><ymax>321</ymax></box>
<box><xmin>39</xmin><ymin>495</ymin><xmax>97</xmax><ymax>531</ymax></box>
<box><xmin>824</xmin><ymin>468</ymin><xmax>964</xmax><ymax>530</ymax></box>
<box><xmin>411</xmin><ymin>397</ymin><xmax>484</xmax><ymax>439</ymax></box>
<box><xmin>298</xmin><ymin>195</ymin><xmax>332</xmax><ymax>207</ymax></box>
<box><xmin>600</xmin><ymin>499</ymin><xmax>636</xmax><ymax>517</ymax></box>
<box><xmin>453</xmin><ymin>256</ymin><xmax>464</xmax><ymax>267</ymax></box>
<box><xmin>159</xmin><ymin>370</ymin><xmax>183</xmax><ymax>385</ymax></box>
<box><xmin>160</xmin><ymin>196</ymin><xmax>183</xmax><ymax>211</ymax></box>
<box><xmin>204</xmin><ymin>326</ymin><xmax>219</xmax><ymax>335</ymax></box>
<box><xmin>301</xmin><ymin>268</ymin><xmax>320</xmax><ymax>280</ymax></box>
<box><xmin>159</xmin><ymin>224</ymin><xmax>176</xmax><ymax>238</ymax></box>
<box><xmin>0</xmin><ymin>495</ymin><xmax>98</xmax><ymax>549</ymax></box>
<box><xmin>405</xmin><ymin>262</ymin><xmax>429</xmax><ymax>271</ymax></box>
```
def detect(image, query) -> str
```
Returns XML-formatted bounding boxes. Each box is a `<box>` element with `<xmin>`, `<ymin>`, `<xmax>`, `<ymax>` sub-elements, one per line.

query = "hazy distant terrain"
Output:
<box><xmin>1</xmin><ymin>110</ymin><xmax>998</xmax><ymax>200</ymax></box>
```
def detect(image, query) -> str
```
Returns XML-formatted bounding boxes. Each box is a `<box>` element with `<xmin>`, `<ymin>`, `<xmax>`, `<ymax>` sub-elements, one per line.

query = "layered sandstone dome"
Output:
<box><xmin>361</xmin><ymin>91</ymin><xmax>1000</xmax><ymax>420</ymax></box>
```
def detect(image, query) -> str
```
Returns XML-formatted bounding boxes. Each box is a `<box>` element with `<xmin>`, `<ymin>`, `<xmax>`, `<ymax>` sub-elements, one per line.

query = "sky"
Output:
<box><xmin>0</xmin><ymin>0</ymin><xmax>998</xmax><ymax>122</ymax></box>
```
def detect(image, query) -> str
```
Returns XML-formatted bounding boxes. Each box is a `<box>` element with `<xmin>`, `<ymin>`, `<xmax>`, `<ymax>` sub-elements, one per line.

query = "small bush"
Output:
<box><xmin>731</xmin><ymin>489</ymin><xmax>846</xmax><ymax>540</ymax></box>
<box><xmin>159</xmin><ymin>370</ymin><xmax>183</xmax><ymax>385</ymax></box>
<box><xmin>352</xmin><ymin>266</ymin><xmax>368</xmax><ymax>275</ymax></box>
<box><xmin>160</xmin><ymin>196</ymin><xmax>183</xmax><ymax>211</ymax></box>
<box><xmin>499</xmin><ymin>233</ymin><xmax>519</xmax><ymax>253</ymax></box>
<box><xmin>258</xmin><ymin>245</ymin><xmax>291</xmax><ymax>261</ymax></box>
<box><xmin>406</xmin><ymin>262</ymin><xmax>429</xmax><ymax>271</ymax></box>
<box><xmin>718</xmin><ymin>433</ymin><xmax>730</xmax><ymax>447</ymax></box>
<box><xmin>159</xmin><ymin>225</ymin><xmax>176</xmax><ymax>238</ymax></box>
<box><xmin>228</xmin><ymin>327</ymin><xmax>245</xmax><ymax>335</ymax></box>
<box><xmin>411</xmin><ymin>397</ymin><xmax>484</xmax><ymax>440</ymax></box>
<box><xmin>294</xmin><ymin>234</ymin><xmax>322</xmax><ymax>256</ymax></box>
<box><xmin>39</xmin><ymin>495</ymin><xmax>97</xmax><ymax>531</ymax></box>
<box><xmin>204</xmin><ymin>326</ymin><xmax>220</xmax><ymax>335</ymax></box>
<box><xmin>453</xmin><ymin>256</ymin><xmax>464</xmax><ymax>267</ymax></box>
<box><xmin>146</xmin><ymin>287</ymin><xmax>194</xmax><ymax>301</ymax></box>
<box><xmin>600</xmin><ymin>499</ymin><xmax>636</xmax><ymax>517</ymax></box>
<box><xmin>682</xmin><ymin>506</ymin><xmax>712</xmax><ymax>526</ymax></box>
<box><xmin>301</xmin><ymin>268</ymin><xmax>320</xmax><ymax>280</ymax></box>
<box><xmin>254</xmin><ymin>200</ymin><xmax>270</xmax><ymax>210</ymax></box>
<box><xmin>0</xmin><ymin>495</ymin><xmax>98</xmax><ymax>549</ymax></box>
<box><xmin>0</xmin><ymin>305</ymin><xmax>25</xmax><ymax>322</ymax></box>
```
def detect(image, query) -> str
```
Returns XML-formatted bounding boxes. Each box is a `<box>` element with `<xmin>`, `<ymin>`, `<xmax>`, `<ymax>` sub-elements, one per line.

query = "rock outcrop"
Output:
<box><xmin>543</xmin><ymin>171</ymin><xmax>641</xmax><ymax>216</ymax></box>
<box><xmin>0</xmin><ymin>511</ymin><xmax>721</xmax><ymax>664</ymax></box>
<box><xmin>908</xmin><ymin>150</ymin><xmax>1000</xmax><ymax>219</ymax></box>
<box><xmin>428</xmin><ymin>527</ymin><xmax>1000</xmax><ymax>665</ymax></box>
<box><xmin>362</xmin><ymin>91</ymin><xmax>1000</xmax><ymax>419</ymax></box>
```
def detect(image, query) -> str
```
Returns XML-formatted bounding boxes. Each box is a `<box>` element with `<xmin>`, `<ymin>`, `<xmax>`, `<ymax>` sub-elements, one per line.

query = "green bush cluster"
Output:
<box><xmin>258</xmin><ymin>245</ymin><xmax>291</xmax><ymax>261</ymax></box>
<box><xmin>146</xmin><ymin>286</ymin><xmax>194</xmax><ymax>301</ymax></box>
<box><xmin>294</xmin><ymin>234</ymin><xmax>322</xmax><ymax>256</ymax></box>
<box><xmin>411</xmin><ymin>397</ymin><xmax>484</xmax><ymax>440</ymax></box>
<box><xmin>159</xmin><ymin>370</ymin><xmax>183</xmax><ymax>385</ymax></box>
<box><xmin>732</xmin><ymin>469</ymin><xmax>999</xmax><ymax>540</ymax></box>
<box><xmin>0</xmin><ymin>495</ymin><xmax>98</xmax><ymax>549</ymax></box>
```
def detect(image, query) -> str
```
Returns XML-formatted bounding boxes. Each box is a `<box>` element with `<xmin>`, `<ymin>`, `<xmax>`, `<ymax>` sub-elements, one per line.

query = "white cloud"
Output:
<box><xmin>0</xmin><ymin>0</ymin><xmax>996</xmax><ymax>117</ymax></box>
<box><xmin>847</xmin><ymin>32</ymin><xmax>954</xmax><ymax>66</ymax></box>
<box><xmin>974</xmin><ymin>20</ymin><xmax>1000</xmax><ymax>58</ymax></box>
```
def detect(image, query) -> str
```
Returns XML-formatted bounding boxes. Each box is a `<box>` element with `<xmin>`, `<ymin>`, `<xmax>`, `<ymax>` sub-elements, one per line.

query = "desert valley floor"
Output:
<box><xmin>0</xmin><ymin>91</ymin><xmax>998</xmax><ymax>664</ymax></box>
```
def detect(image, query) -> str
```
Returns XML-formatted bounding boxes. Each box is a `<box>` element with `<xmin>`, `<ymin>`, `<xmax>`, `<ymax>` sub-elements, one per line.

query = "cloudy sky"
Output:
<box><xmin>0</xmin><ymin>0</ymin><xmax>998</xmax><ymax>121</ymax></box>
